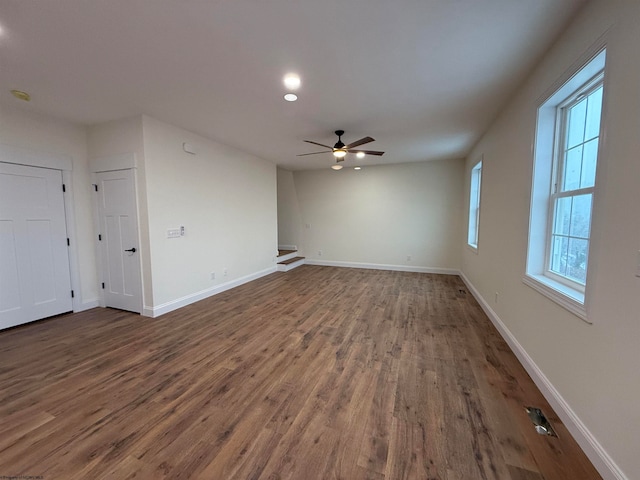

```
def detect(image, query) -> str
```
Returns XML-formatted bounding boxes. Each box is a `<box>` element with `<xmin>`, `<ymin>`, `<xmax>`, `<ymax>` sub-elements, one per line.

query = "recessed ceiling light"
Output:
<box><xmin>283</xmin><ymin>73</ymin><xmax>301</xmax><ymax>90</ymax></box>
<box><xmin>11</xmin><ymin>90</ymin><xmax>31</xmax><ymax>102</ymax></box>
<box><xmin>354</xmin><ymin>166</ymin><xmax>362</xmax><ymax>170</ymax></box>
<box><xmin>331</xmin><ymin>164</ymin><xmax>343</xmax><ymax>170</ymax></box>
<box><xmin>284</xmin><ymin>93</ymin><xmax>298</xmax><ymax>102</ymax></box>
<box><xmin>356</xmin><ymin>152</ymin><xmax>365</xmax><ymax>159</ymax></box>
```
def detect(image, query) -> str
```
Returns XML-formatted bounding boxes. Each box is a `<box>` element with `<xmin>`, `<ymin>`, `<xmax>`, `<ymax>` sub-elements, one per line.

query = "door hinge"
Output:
<box><xmin>71</xmin><ymin>290</ymin><xmax>75</xmax><ymax>298</ymax></box>
<box><xmin>102</xmin><ymin>282</ymin><xmax>105</xmax><ymax>289</ymax></box>
<box><xmin>67</xmin><ymin>238</ymin><xmax>70</xmax><ymax>246</ymax></box>
<box><xmin>98</xmin><ymin>234</ymin><xmax>102</xmax><ymax>241</ymax></box>
<box><xmin>62</xmin><ymin>184</ymin><xmax>66</xmax><ymax>193</ymax></box>
<box><xmin>93</xmin><ymin>184</ymin><xmax>98</xmax><ymax>192</ymax></box>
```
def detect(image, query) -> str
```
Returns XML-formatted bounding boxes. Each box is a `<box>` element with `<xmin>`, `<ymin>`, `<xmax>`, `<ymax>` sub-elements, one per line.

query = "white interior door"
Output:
<box><xmin>0</xmin><ymin>162</ymin><xmax>73</xmax><ymax>330</ymax></box>
<box><xmin>96</xmin><ymin>169</ymin><xmax>142</xmax><ymax>313</ymax></box>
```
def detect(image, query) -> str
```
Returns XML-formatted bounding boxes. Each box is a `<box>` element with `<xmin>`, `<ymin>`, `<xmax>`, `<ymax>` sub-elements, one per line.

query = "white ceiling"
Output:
<box><xmin>0</xmin><ymin>0</ymin><xmax>586</xmax><ymax>171</ymax></box>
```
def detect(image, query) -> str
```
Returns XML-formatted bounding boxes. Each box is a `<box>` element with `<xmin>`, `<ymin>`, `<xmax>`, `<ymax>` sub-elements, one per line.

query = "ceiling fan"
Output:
<box><xmin>298</xmin><ymin>130</ymin><xmax>385</xmax><ymax>166</ymax></box>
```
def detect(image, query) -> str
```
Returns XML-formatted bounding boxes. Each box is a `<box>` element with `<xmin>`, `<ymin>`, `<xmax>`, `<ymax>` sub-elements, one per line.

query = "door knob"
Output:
<box><xmin>124</xmin><ymin>247</ymin><xmax>137</xmax><ymax>253</ymax></box>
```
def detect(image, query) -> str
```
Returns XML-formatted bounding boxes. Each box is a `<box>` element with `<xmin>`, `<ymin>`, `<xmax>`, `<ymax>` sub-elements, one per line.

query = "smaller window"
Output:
<box><xmin>467</xmin><ymin>159</ymin><xmax>483</xmax><ymax>250</ymax></box>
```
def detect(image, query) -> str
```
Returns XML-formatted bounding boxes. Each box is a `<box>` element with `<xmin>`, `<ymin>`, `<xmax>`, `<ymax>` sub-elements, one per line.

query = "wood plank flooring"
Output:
<box><xmin>0</xmin><ymin>266</ymin><xmax>601</xmax><ymax>479</ymax></box>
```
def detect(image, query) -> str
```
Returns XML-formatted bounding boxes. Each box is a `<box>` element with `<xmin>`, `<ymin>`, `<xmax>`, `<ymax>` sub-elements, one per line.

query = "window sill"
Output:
<box><xmin>522</xmin><ymin>273</ymin><xmax>590</xmax><ymax>323</ymax></box>
<box><xmin>466</xmin><ymin>244</ymin><xmax>478</xmax><ymax>254</ymax></box>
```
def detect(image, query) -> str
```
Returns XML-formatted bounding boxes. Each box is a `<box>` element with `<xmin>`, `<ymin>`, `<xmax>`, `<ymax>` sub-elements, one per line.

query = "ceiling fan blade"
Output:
<box><xmin>297</xmin><ymin>151</ymin><xmax>331</xmax><ymax>156</ymax></box>
<box><xmin>350</xmin><ymin>150</ymin><xmax>385</xmax><ymax>156</ymax></box>
<box><xmin>304</xmin><ymin>140</ymin><xmax>334</xmax><ymax>149</ymax></box>
<box><xmin>345</xmin><ymin>136</ymin><xmax>374</xmax><ymax>149</ymax></box>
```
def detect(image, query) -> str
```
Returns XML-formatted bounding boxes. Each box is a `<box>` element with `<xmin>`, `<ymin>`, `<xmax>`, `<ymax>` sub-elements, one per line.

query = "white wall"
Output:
<box><xmin>142</xmin><ymin>116</ymin><xmax>278</xmax><ymax>311</ymax></box>
<box><xmin>293</xmin><ymin>159</ymin><xmax>464</xmax><ymax>272</ymax></box>
<box><xmin>461</xmin><ymin>1</ymin><xmax>640</xmax><ymax>478</ymax></box>
<box><xmin>0</xmin><ymin>103</ymin><xmax>98</xmax><ymax>308</ymax></box>
<box><xmin>277</xmin><ymin>168</ymin><xmax>302</xmax><ymax>249</ymax></box>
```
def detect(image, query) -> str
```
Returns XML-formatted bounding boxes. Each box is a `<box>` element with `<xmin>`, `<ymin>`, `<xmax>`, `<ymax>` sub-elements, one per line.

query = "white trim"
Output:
<box><xmin>278</xmin><ymin>244</ymin><xmax>298</xmax><ymax>251</ymax></box>
<box><xmin>61</xmin><ymin>170</ymin><xmax>83</xmax><ymax>313</ymax></box>
<box><xmin>0</xmin><ymin>143</ymin><xmax>73</xmax><ymax>170</ymax></box>
<box><xmin>305</xmin><ymin>259</ymin><xmax>459</xmax><ymax>275</ymax></box>
<box><xmin>466</xmin><ymin>244</ymin><xmax>479</xmax><ymax>255</ymax></box>
<box><xmin>144</xmin><ymin>266</ymin><xmax>277</xmax><ymax>318</ymax></box>
<box><xmin>522</xmin><ymin>273</ymin><xmax>588</xmax><ymax>322</ymax></box>
<box><xmin>460</xmin><ymin>272</ymin><xmax>627</xmax><ymax>480</ymax></box>
<box><xmin>276</xmin><ymin>251</ymin><xmax>298</xmax><ymax>262</ymax></box>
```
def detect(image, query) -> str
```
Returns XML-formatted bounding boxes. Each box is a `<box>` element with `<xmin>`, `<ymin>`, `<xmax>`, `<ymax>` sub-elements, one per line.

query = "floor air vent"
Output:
<box><xmin>525</xmin><ymin>406</ymin><xmax>557</xmax><ymax>437</ymax></box>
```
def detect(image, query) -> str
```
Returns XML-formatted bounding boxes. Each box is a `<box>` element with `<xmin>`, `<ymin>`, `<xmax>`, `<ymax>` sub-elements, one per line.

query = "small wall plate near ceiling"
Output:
<box><xmin>11</xmin><ymin>89</ymin><xmax>30</xmax><ymax>101</ymax></box>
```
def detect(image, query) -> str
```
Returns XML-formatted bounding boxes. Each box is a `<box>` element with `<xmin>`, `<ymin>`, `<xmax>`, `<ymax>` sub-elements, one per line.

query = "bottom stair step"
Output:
<box><xmin>277</xmin><ymin>256</ymin><xmax>305</xmax><ymax>272</ymax></box>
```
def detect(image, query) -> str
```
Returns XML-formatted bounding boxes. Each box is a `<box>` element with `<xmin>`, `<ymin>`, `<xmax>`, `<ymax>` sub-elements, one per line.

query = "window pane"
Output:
<box><xmin>567</xmin><ymin>237</ymin><xmax>589</xmax><ymax>284</ymax></box>
<box><xmin>580</xmin><ymin>138</ymin><xmax>599</xmax><ymax>188</ymax></box>
<box><xmin>569</xmin><ymin>194</ymin><xmax>592</xmax><ymax>238</ymax></box>
<box><xmin>467</xmin><ymin>162</ymin><xmax>482</xmax><ymax>247</ymax></box>
<box><xmin>563</xmin><ymin>145</ymin><xmax>583</xmax><ymax>191</ymax></box>
<box><xmin>566</xmin><ymin>98</ymin><xmax>587</xmax><ymax>149</ymax></box>
<box><xmin>584</xmin><ymin>86</ymin><xmax>603</xmax><ymax>141</ymax></box>
<box><xmin>553</xmin><ymin>197</ymin><xmax>571</xmax><ymax>236</ymax></box>
<box><xmin>550</xmin><ymin>235</ymin><xmax>569</xmax><ymax>276</ymax></box>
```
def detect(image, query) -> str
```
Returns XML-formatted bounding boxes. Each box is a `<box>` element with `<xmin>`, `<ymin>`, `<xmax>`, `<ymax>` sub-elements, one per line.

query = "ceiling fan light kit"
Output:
<box><xmin>298</xmin><ymin>130</ymin><xmax>385</xmax><ymax>170</ymax></box>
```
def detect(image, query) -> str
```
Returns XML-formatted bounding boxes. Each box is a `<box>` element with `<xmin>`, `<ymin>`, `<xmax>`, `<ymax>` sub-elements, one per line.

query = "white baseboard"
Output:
<box><xmin>74</xmin><ymin>299</ymin><xmax>99</xmax><ymax>312</ymax></box>
<box><xmin>146</xmin><ymin>266</ymin><xmax>277</xmax><ymax>318</ymax></box>
<box><xmin>459</xmin><ymin>272</ymin><xmax>627</xmax><ymax>480</ymax></box>
<box><xmin>278</xmin><ymin>244</ymin><xmax>297</xmax><ymax>251</ymax></box>
<box><xmin>305</xmin><ymin>259</ymin><xmax>459</xmax><ymax>275</ymax></box>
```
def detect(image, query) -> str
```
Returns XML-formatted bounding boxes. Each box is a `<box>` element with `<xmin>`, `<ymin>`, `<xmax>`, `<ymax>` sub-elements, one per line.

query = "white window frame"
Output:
<box><xmin>524</xmin><ymin>48</ymin><xmax>606</xmax><ymax>322</ymax></box>
<box><xmin>467</xmin><ymin>158</ymin><xmax>483</xmax><ymax>251</ymax></box>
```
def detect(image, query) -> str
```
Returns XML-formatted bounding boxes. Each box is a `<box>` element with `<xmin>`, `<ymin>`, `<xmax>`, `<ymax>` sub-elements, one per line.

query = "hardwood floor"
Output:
<box><xmin>0</xmin><ymin>266</ymin><xmax>601</xmax><ymax>479</ymax></box>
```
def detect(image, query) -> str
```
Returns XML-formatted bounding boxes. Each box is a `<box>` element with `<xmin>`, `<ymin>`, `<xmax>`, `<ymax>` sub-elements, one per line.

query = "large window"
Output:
<box><xmin>525</xmin><ymin>49</ymin><xmax>606</xmax><ymax>320</ymax></box>
<box><xmin>467</xmin><ymin>159</ymin><xmax>482</xmax><ymax>250</ymax></box>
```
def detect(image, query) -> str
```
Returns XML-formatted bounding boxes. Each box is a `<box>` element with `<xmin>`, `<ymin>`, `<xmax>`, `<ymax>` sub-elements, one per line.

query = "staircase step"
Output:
<box><xmin>277</xmin><ymin>250</ymin><xmax>298</xmax><ymax>262</ymax></box>
<box><xmin>277</xmin><ymin>256</ymin><xmax>305</xmax><ymax>272</ymax></box>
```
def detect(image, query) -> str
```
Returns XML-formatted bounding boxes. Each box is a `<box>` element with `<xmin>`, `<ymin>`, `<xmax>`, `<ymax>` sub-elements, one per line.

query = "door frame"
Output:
<box><xmin>90</xmin><ymin>152</ymin><xmax>144</xmax><ymax>313</ymax></box>
<box><xmin>0</xmin><ymin>144</ymin><xmax>83</xmax><ymax>313</ymax></box>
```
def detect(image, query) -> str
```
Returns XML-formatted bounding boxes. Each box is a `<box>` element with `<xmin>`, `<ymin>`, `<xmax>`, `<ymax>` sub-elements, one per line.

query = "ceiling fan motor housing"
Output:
<box><xmin>334</xmin><ymin>130</ymin><xmax>345</xmax><ymax>150</ymax></box>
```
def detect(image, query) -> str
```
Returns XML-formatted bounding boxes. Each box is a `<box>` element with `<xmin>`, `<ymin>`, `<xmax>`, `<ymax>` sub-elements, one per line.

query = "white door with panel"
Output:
<box><xmin>96</xmin><ymin>169</ymin><xmax>142</xmax><ymax>313</ymax></box>
<box><xmin>0</xmin><ymin>162</ymin><xmax>73</xmax><ymax>330</ymax></box>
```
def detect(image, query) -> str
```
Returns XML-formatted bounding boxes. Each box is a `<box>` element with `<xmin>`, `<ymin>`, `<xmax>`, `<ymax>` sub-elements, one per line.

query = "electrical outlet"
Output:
<box><xmin>210</xmin><ymin>272</ymin><xmax>215</xmax><ymax>280</ymax></box>
<box><xmin>223</xmin><ymin>268</ymin><xmax>228</xmax><ymax>277</ymax></box>
<box><xmin>407</xmin><ymin>255</ymin><xmax>411</xmax><ymax>261</ymax></box>
<box><xmin>495</xmin><ymin>292</ymin><xmax>499</xmax><ymax>304</ymax></box>
<box><xmin>318</xmin><ymin>250</ymin><xmax>322</xmax><ymax>257</ymax></box>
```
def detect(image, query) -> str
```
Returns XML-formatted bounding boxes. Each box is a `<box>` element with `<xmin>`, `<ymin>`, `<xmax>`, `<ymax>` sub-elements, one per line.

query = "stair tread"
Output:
<box><xmin>278</xmin><ymin>256</ymin><xmax>305</xmax><ymax>265</ymax></box>
<box><xmin>277</xmin><ymin>249</ymin><xmax>296</xmax><ymax>257</ymax></box>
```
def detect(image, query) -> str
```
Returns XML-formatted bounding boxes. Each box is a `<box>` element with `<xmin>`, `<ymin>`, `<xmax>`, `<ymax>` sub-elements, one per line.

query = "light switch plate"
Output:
<box><xmin>167</xmin><ymin>229</ymin><xmax>181</xmax><ymax>238</ymax></box>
